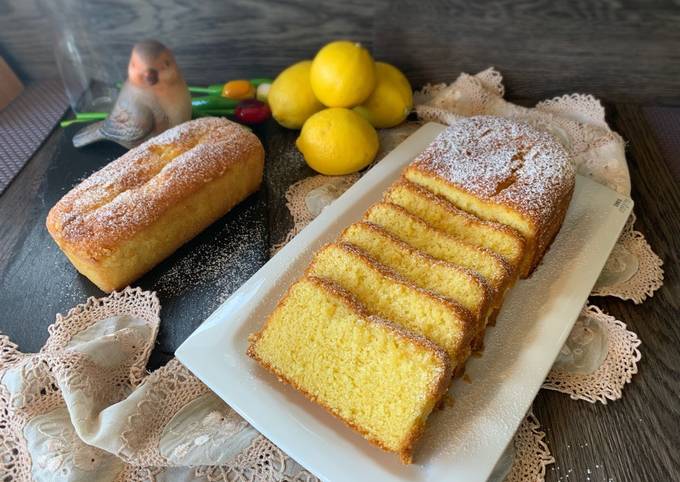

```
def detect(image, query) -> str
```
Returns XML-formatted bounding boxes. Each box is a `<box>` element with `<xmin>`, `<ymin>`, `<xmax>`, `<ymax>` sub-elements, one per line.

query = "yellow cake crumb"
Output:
<box><xmin>364</xmin><ymin>202</ymin><xmax>513</xmax><ymax>305</ymax></box>
<box><xmin>248</xmin><ymin>276</ymin><xmax>451</xmax><ymax>462</ymax></box>
<box><xmin>385</xmin><ymin>179</ymin><xmax>526</xmax><ymax>272</ymax></box>
<box><xmin>340</xmin><ymin>221</ymin><xmax>491</xmax><ymax>324</ymax></box>
<box><xmin>307</xmin><ymin>243</ymin><xmax>475</xmax><ymax>367</ymax></box>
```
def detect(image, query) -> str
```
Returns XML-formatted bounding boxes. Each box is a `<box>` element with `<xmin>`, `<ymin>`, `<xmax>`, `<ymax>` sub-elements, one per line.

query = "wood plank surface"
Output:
<box><xmin>3</xmin><ymin>0</ymin><xmax>680</xmax><ymax>104</ymax></box>
<box><xmin>374</xmin><ymin>0</ymin><xmax>680</xmax><ymax>105</ymax></box>
<box><xmin>0</xmin><ymin>0</ymin><xmax>380</xmax><ymax>85</ymax></box>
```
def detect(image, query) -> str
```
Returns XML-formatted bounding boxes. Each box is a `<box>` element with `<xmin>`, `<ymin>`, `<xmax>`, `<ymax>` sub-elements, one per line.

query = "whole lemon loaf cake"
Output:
<box><xmin>404</xmin><ymin>116</ymin><xmax>575</xmax><ymax>276</ymax></box>
<box><xmin>385</xmin><ymin>180</ymin><xmax>526</xmax><ymax>272</ymax></box>
<box><xmin>307</xmin><ymin>243</ymin><xmax>476</xmax><ymax>367</ymax></box>
<box><xmin>247</xmin><ymin>276</ymin><xmax>452</xmax><ymax>463</ymax></box>
<box><xmin>47</xmin><ymin>117</ymin><xmax>264</xmax><ymax>292</ymax></box>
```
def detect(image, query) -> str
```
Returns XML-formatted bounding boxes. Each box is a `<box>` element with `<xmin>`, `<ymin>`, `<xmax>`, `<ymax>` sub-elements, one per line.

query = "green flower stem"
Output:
<box><xmin>191</xmin><ymin>96</ymin><xmax>239</xmax><ymax>110</ymax></box>
<box><xmin>192</xmin><ymin>108</ymin><xmax>236</xmax><ymax>118</ymax></box>
<box><xmin>60</xmin><ymin>118</ymin><xmax>93</xmax><ymax>127</ymax></box>
<box><xmin>75</xmin><ymin>112</ymin><xmax>108</xmax><ymax>120</ymax></box>
<box><xmin>188</xmin><ymin>85</ymin><xmax>222</xmax><ymax>95</ymax></box>
<box><xmin>60</xmin><ymin>112</ymin><xmax>108</xmax><ymax>128</ymax></box>
<box><xmin>60</xmin><ymin>98</ymin><xmax>236</xmax><ymax>125</ymax></box>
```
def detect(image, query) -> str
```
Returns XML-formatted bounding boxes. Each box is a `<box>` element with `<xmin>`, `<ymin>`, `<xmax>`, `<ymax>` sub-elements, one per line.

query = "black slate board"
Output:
<box><xmin>0</xmin><ymin>122</ymin><xmax>275</xmax><ymax>370</ymax></box>
<box><xmin>264</xmin><ymin>123</ymin><xmax>319</xmax><ymax>249</ymax></box>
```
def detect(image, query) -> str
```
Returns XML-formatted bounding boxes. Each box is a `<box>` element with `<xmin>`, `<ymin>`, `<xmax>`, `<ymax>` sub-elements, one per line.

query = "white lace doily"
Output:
<box><xmin>505</xmin><ymin>410</ymin><xmax>555</xmax><ymax>482</ymax></box>
<box><xmin>412</xmin><ymin>68</ymin><xmax>658</xmax><ymax>414</ymax></box>
<box><xmin>271</xmin><ymin>174</ymin><xmax>359</xmax><ymax>255</ymax></box>
<box><xmin>591</xmin><ymin>213</ymin><xmax>664</xmax><ymax>303</ymax></box>
<box><xmin>544</xmin><ymin>305</ymin><xmax>642</xmax><ymax>404</ymax></box>
<box><xmin>0</xmin><ymin>288</ymin><xmax>311</xmax><ymax>482</ymax></box>
<box><xmin>486</xmin><ymin>408</ymin><xmax>554</xmax><ymax>482</ymax></box>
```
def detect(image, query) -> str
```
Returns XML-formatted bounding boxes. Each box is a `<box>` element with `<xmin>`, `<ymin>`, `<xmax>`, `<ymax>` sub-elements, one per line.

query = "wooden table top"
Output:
<box><xmin>0</xmin><ymin>104</ymin><xmax>678</xmax><ymax>481</ymax></box>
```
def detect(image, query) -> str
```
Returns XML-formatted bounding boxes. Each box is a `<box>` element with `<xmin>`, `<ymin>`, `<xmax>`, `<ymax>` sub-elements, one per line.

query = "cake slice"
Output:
<box><xmin>385</xmin><ymin>179</ymin><xmax>526</xmax><ymax>273</ymax></box>
<box><xmin>248</xmin><ymin>276</ymin><xmax>451</xmax><ymax>463</ymax></box>
<box><xmin>364</xmin><ymin>202</ymin><xmax>513</xmax><ymax>305</ymax></box>
<box><xmin>340</xmin><ymin>221</ymin><xmax>491</xmax><ymax>324</ymax></box>
<box><xmin>306</xmin><ymin>243</ymin><xmax>475</xmax><ymax>368</ymax></box>
<box><xmin>404</xmin><ymin>116</ymin><xmax>575</xmax><ymax>276</ymax></box>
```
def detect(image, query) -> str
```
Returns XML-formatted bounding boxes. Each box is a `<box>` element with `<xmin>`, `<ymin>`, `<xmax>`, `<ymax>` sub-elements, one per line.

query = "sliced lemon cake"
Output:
<box><xmin>340</xmin><ymin>221</ymin><xmax>491</xmax><ymax>324</ymax></box>
<box><xmin>247</xmin><ymin>276</ymin><xmax>451</xmax><ymax>463</ymax></box>
<box><xmin>306</xmin><ymin>243</ymin><xmax>475</xmax><ymax>367</ymax></box>
<box><xmin>385</xmin><ymin>179</ymin><xmax>526</xmax><ymax>274</ymax></box>
<box><xmin>404</xmin><ymin>116</ymin><xmax>575</xmax><ymax>276</ymax></box>
<box><xmin>364</xmin><ymin>202</ymin><xmax>513</xmax><ymax>304</ymax></box>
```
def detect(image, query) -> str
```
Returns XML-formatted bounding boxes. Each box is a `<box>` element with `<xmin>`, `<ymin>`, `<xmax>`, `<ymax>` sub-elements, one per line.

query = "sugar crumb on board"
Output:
<box><xmin>154</xmin><ymin>201</ymin><xmax>266</xmax><ymax>305</ymax></box>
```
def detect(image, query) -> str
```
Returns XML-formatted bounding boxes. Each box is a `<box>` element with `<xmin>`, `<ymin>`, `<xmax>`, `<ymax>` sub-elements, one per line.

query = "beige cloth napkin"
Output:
<box><xmin>0</xmin><ymin>288</ymin><xmax>312</xmax><ymax>481</ymax></box>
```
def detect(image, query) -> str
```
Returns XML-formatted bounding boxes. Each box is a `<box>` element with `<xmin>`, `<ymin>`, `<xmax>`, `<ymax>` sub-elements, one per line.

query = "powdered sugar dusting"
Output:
<box><xmin>154</xmin><ymin>200</ymin><xmax>266</xmax><ymax>304</ymax></box>
<box><xmin>48</xmin><ymin>117</ymin><xmax>262</xmax><ymax>257</ymax></box>
<box><xmin>410</xmin><ymin>116</ymin><xmax>576</xmax><ymax>223</ymax></box>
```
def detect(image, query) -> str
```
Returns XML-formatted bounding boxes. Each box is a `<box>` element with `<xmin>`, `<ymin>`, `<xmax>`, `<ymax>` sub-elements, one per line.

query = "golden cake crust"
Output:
<box><xmin>364</xmin><ymin>202</ymin><xmax>515</xmax><ymax>300</ymax></box>
<box><xmin>47</xmin><ymin>117</ymin><xmax>263</xmax><ymax>260</ymax></box>
<box><xmin>247</xmin><ymin>276</ymin><xmax>452</xmax><ymax>463</ymax></box>
<box><xmin>386</xmin><ymin>179</ymin><xmax>527</xmax><ymax>270</ymax></box>
<box><xmin>46</xmin><ymin>117</ymin><xmax>264</xmax><ymax>291</ymax></box>
<box><xmin>307</xmin><ymin>242</ymin><xmax>478</xmax><ymax>364</ymax></box>
<box><xmin>340</xmin><ymin>221</ymin><xmax>493</xmax><ymax>321</ymax></box>
<box><xmin>405</xmin><ymin>115</ymin><xmax>575</xmax><ymax>273</ymax></box>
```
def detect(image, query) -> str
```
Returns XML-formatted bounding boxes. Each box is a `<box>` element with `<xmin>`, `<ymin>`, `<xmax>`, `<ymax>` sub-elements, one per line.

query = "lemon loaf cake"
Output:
<box><xmin>247</xmin><ymin>276</ymin><xmax>452</xmax><ymax>463</ymax></box>
<box><xmin>340</xmin><ymin>221</ymin><xmax>491</xmax><ymax>323</ymax></box>
<box><xmin>307</xmin><ymin>243</ymin><xmax>475</xmax><ymax>367</ymax></box>
<box><xmin>364</xmin><ymin>202</ymin><xmax>513</xmax><ymax>304</ymax></box>
<box><xmin>404</xmin><ymin>116</ymin><xmax>575</xmax><ymax>276</ymax></box>
<box><xmin>46</xmin><ymin>117</ymin><xmax>264</xmax><ymax>292</ymax></box>
<box><xmin>385</xmin><ymin>179</ymin><xmax>526</xmax><ymax>273</ymax></box>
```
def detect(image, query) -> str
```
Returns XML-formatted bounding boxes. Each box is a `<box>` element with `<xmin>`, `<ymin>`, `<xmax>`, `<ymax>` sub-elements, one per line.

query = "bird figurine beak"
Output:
<box><xmin>144</xmin><ymin>68</ymin><xmax>159</xmax><ymax>85</ymax></box>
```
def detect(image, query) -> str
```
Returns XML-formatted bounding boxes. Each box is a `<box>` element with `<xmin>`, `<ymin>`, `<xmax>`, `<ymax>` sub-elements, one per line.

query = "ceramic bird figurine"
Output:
<box><xmin>73</xmin><ymin>39</ymin><xmax>192</xmax><ymax>149</ymax></box>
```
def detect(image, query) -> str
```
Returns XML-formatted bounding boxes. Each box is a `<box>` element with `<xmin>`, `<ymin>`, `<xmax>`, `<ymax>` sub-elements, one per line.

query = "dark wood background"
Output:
<box><xmin>1</xmin><ymin>0</ymin><xmax>680</xmax><ymax>104</ymax></box>
<box><xmin>1</xmin><ymin>1</ymin><xmax>679</xmax><ymax>481</ymax></box>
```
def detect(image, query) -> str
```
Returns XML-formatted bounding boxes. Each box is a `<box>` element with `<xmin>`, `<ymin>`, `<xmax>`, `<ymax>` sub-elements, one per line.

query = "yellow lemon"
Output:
<box><xmin>269</xmin><ymin>60</ymin><xmax>324</xmax><ymax>129</ymax></box>
<box><xmin>296</xmin><ymin>108</ymin><xmax>379</xmax><ymax>175</ymax></box>
<box><xmin>310</xmin><ymin>41</ymin><xmax>376</xmax><ymax>107</ymax></box>
<box><xmin>354</xmin><ymin>62</ymin><xmax>413</xmax><ymax>128</ymax></box>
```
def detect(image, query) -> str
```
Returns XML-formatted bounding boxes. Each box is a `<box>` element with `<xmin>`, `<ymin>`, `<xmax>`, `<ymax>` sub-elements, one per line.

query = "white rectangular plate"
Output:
<box><xmin>176</xmin><ymin>123</ymin><xmax>633</xmax><ymax>482</ymax></box>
